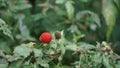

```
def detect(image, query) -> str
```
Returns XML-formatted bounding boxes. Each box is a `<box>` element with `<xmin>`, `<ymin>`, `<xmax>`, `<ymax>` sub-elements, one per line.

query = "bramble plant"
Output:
<box><xmin>0</xmin><ymin>26</ymin><xmax>120</xmax><ymax>68</ymax></box>
<box><xmin>0</xmin><ymin>0</ymin><xmax>120</xmax><ymax>68</ymax></box>
<box><xmin>1</xmin><ymin>33</ymin><xmax>120</xmax><ymax>68</ymax></box>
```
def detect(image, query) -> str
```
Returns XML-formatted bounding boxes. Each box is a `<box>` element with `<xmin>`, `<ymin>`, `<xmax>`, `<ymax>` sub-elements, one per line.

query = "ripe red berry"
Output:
<box><xmin>40</xmin><ymin>32</ymin><xmax>52</xmax><ymax>44</ymax></box>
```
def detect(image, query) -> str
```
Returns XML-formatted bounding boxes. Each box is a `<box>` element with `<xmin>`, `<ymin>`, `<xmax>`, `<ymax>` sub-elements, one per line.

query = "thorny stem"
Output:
<box><xmin>38</xmin><ymin>43</ymin><xmax>43</xmax><ymax>48</ymax></box>
<box><xmin>57</xmin><ymin>61</ymin><xmax>63</xmax><ymax>68</ymax></box>
<box><xmin>85</xmin><ymin>53</ymin><xmax>89</xmax><ymax>68</ymax></box>
<box><xmin>78</xmin><ymin>54</ymin><xmax>82</xmax><ymax>68</ymax></box>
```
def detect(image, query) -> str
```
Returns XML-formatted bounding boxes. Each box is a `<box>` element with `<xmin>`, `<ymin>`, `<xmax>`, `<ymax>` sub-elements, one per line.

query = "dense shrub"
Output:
<box><xmin>0</xmin><ymin>0</ymin><xmax>120</xmax><ymax>68</ymax></box>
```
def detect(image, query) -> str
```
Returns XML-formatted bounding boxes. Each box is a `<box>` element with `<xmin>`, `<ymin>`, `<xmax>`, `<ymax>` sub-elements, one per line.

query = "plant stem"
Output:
<box><xmin>78</xmin><ymin>54</ymin><xmax>82</xmax><ymax>68</ymax></box>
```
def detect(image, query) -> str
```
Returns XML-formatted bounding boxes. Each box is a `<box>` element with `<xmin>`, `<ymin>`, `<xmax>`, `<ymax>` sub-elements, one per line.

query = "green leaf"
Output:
<box><xmin>9</xmin><ymin>60</ymin><xmax>22</xmax><ymax>68</ymax></box>
<box><xmin>59</xmin><ymin>44</ymin><xmax>66</xmax><ymax>55</ymax></box>
<box><xmin>114</xmin><ymin>0</ymin><xmax>120</xmax><ymax>9</ymax></box>
<box><xmin>0</xmin><ymin>64</ymin><xmax>8</xmax><ymax>68</ymax></box>
<box><xmin>0</xmin><ymin>58</ymin><xmax>8</xmax><ymax>68</ymax></box>
<box><xmin>73</xmin><ymin>34</ymin><xmax>85</xmax><ymax>42</ymax></box>
<box><xmin>13</xmin><ymin>42</ymin><xmax>34</xmax><ymax>58</ymax></box>
<box><xmin>0</xmin><ymin>42</ymin><xmax>11</xmax><ymax>54</ymax></box>
<box><xmin>50</xmin><ymin>42</ymin><xmax>57</xmax><ymax>49</ymax></box>
<box><xmin>67</xmin><ymin>25</ymin><xmax>79</xmax><ymax>33</ymax></box>
<box><xmin>103</xmin><ymin>56</ymin><xmax>113</xmax><ymax>68</ymax></box>
<box><xmin>33</xmin><ymin>48</ymin><xmax>43</xmax><ymax>58</ymax></box>
<box><xmin>33</xmin><ymin>63</ymin><xmax>39</xmax><ymax>68</ymax></box>
<box><xmin>66</xmin><ymin>44</ymin><xmax>77</xmax><ymax>51</ymax></box>
<box><xmin>76</xmin><ymin>10</ymin><xmax>101</xmax><ymax>27</ymax></box>
<box><xmin>0</xmin><ymin>50</ymin><xmax>5</xmax><ymax>57</ymax></box>
<box><xmin>78</xmin><ymin>42</ymin><xmax>96</xmax><ymax>50</ymax></box>
<box><xmin>65</xmin><ymin>1</ymin><xmax>74</xmax><ymax>19</ymax></box>
<box><xmin>92</xmin><ymin>52</ymin><xmax>102</xmax><ymax>63</ymax></box>
<box><xmin>0</xmin><ymin>18</ymin><xmax>13</xmax><ymax>40</ymax></box>
<box><xmin>5</xmin><ymin>55</ymin><xmax>20</xmax><ymax>62</ymax></box>
<box><xmin>37</xmin><ymin>58</ymin><xmax>49</xmax><ymax>68</ymax></box>
<box><xmin>25</xmin><ymin>42</ymin><xmax>35</xmax><ymax>48</ymax></box>
<box><xmin>56</xmin><ymin>0</ymin><xmax>66</xmax><ymax>4</ymax></box>
<box><xmin>115</xmin><ymin>61</ymin><xmax>120</xmax><ymax>68</ymax></box>
<box><xmin>12</xmin><ymin>4</ymin><xmax>32</xmax><ymax>12</ymax></box>
<box><xmin>102</xmin><ymin>0</ymin><xmax>118</xmax><ymax>41</ymax></box>
<box><xmin>0</xmin><ymin>18</ymin><xmax>6</xmax><ymax>25</ymax></box>
<box><xmin>32</xmin><ymin>13</ymin><xmax>45</xmax><ymax>21</ymax></box>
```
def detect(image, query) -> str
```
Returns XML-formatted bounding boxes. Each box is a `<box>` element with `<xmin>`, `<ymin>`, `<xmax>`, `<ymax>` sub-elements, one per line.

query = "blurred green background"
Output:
<box><xmin>1</xmin><ymin>0</ymin><xmax>120</xmax><ymax>68</ymax></box>
<box><xmin>0</xmin><ymin>0</ymin><xmax>120</xmax><ymax>54</ymax></box>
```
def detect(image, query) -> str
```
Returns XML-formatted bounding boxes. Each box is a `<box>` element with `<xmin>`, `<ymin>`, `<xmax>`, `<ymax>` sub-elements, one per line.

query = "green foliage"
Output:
<box><xmin>65</xmin><ymin>1</ymin><xmax>74</xmax><ymax>20</ymax></box>
<box><xmin>102</xmin><ymin>0</ymin><xmax>119</xmax><ymax>41</ymax></box>
<box><xmin>0</xmin><ymin>0</ymin><xmax>120</xmax><ymax>68</ymax></box>
<box><xmin>114</xmin><ymin>0</ymin><xmax>120</xmax><ymax>9</ymax></box>
<box><xmin>0</xmin><ymin>18</ymin><xmax>13</xmax><ymax>40</ymax></box>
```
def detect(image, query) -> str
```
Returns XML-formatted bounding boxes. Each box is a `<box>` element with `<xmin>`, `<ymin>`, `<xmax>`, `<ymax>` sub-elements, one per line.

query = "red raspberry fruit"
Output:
<box><xmin>40</xmin><ymin>32</ymin><xmax>52</xmax><ymax>44</ymax></box>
